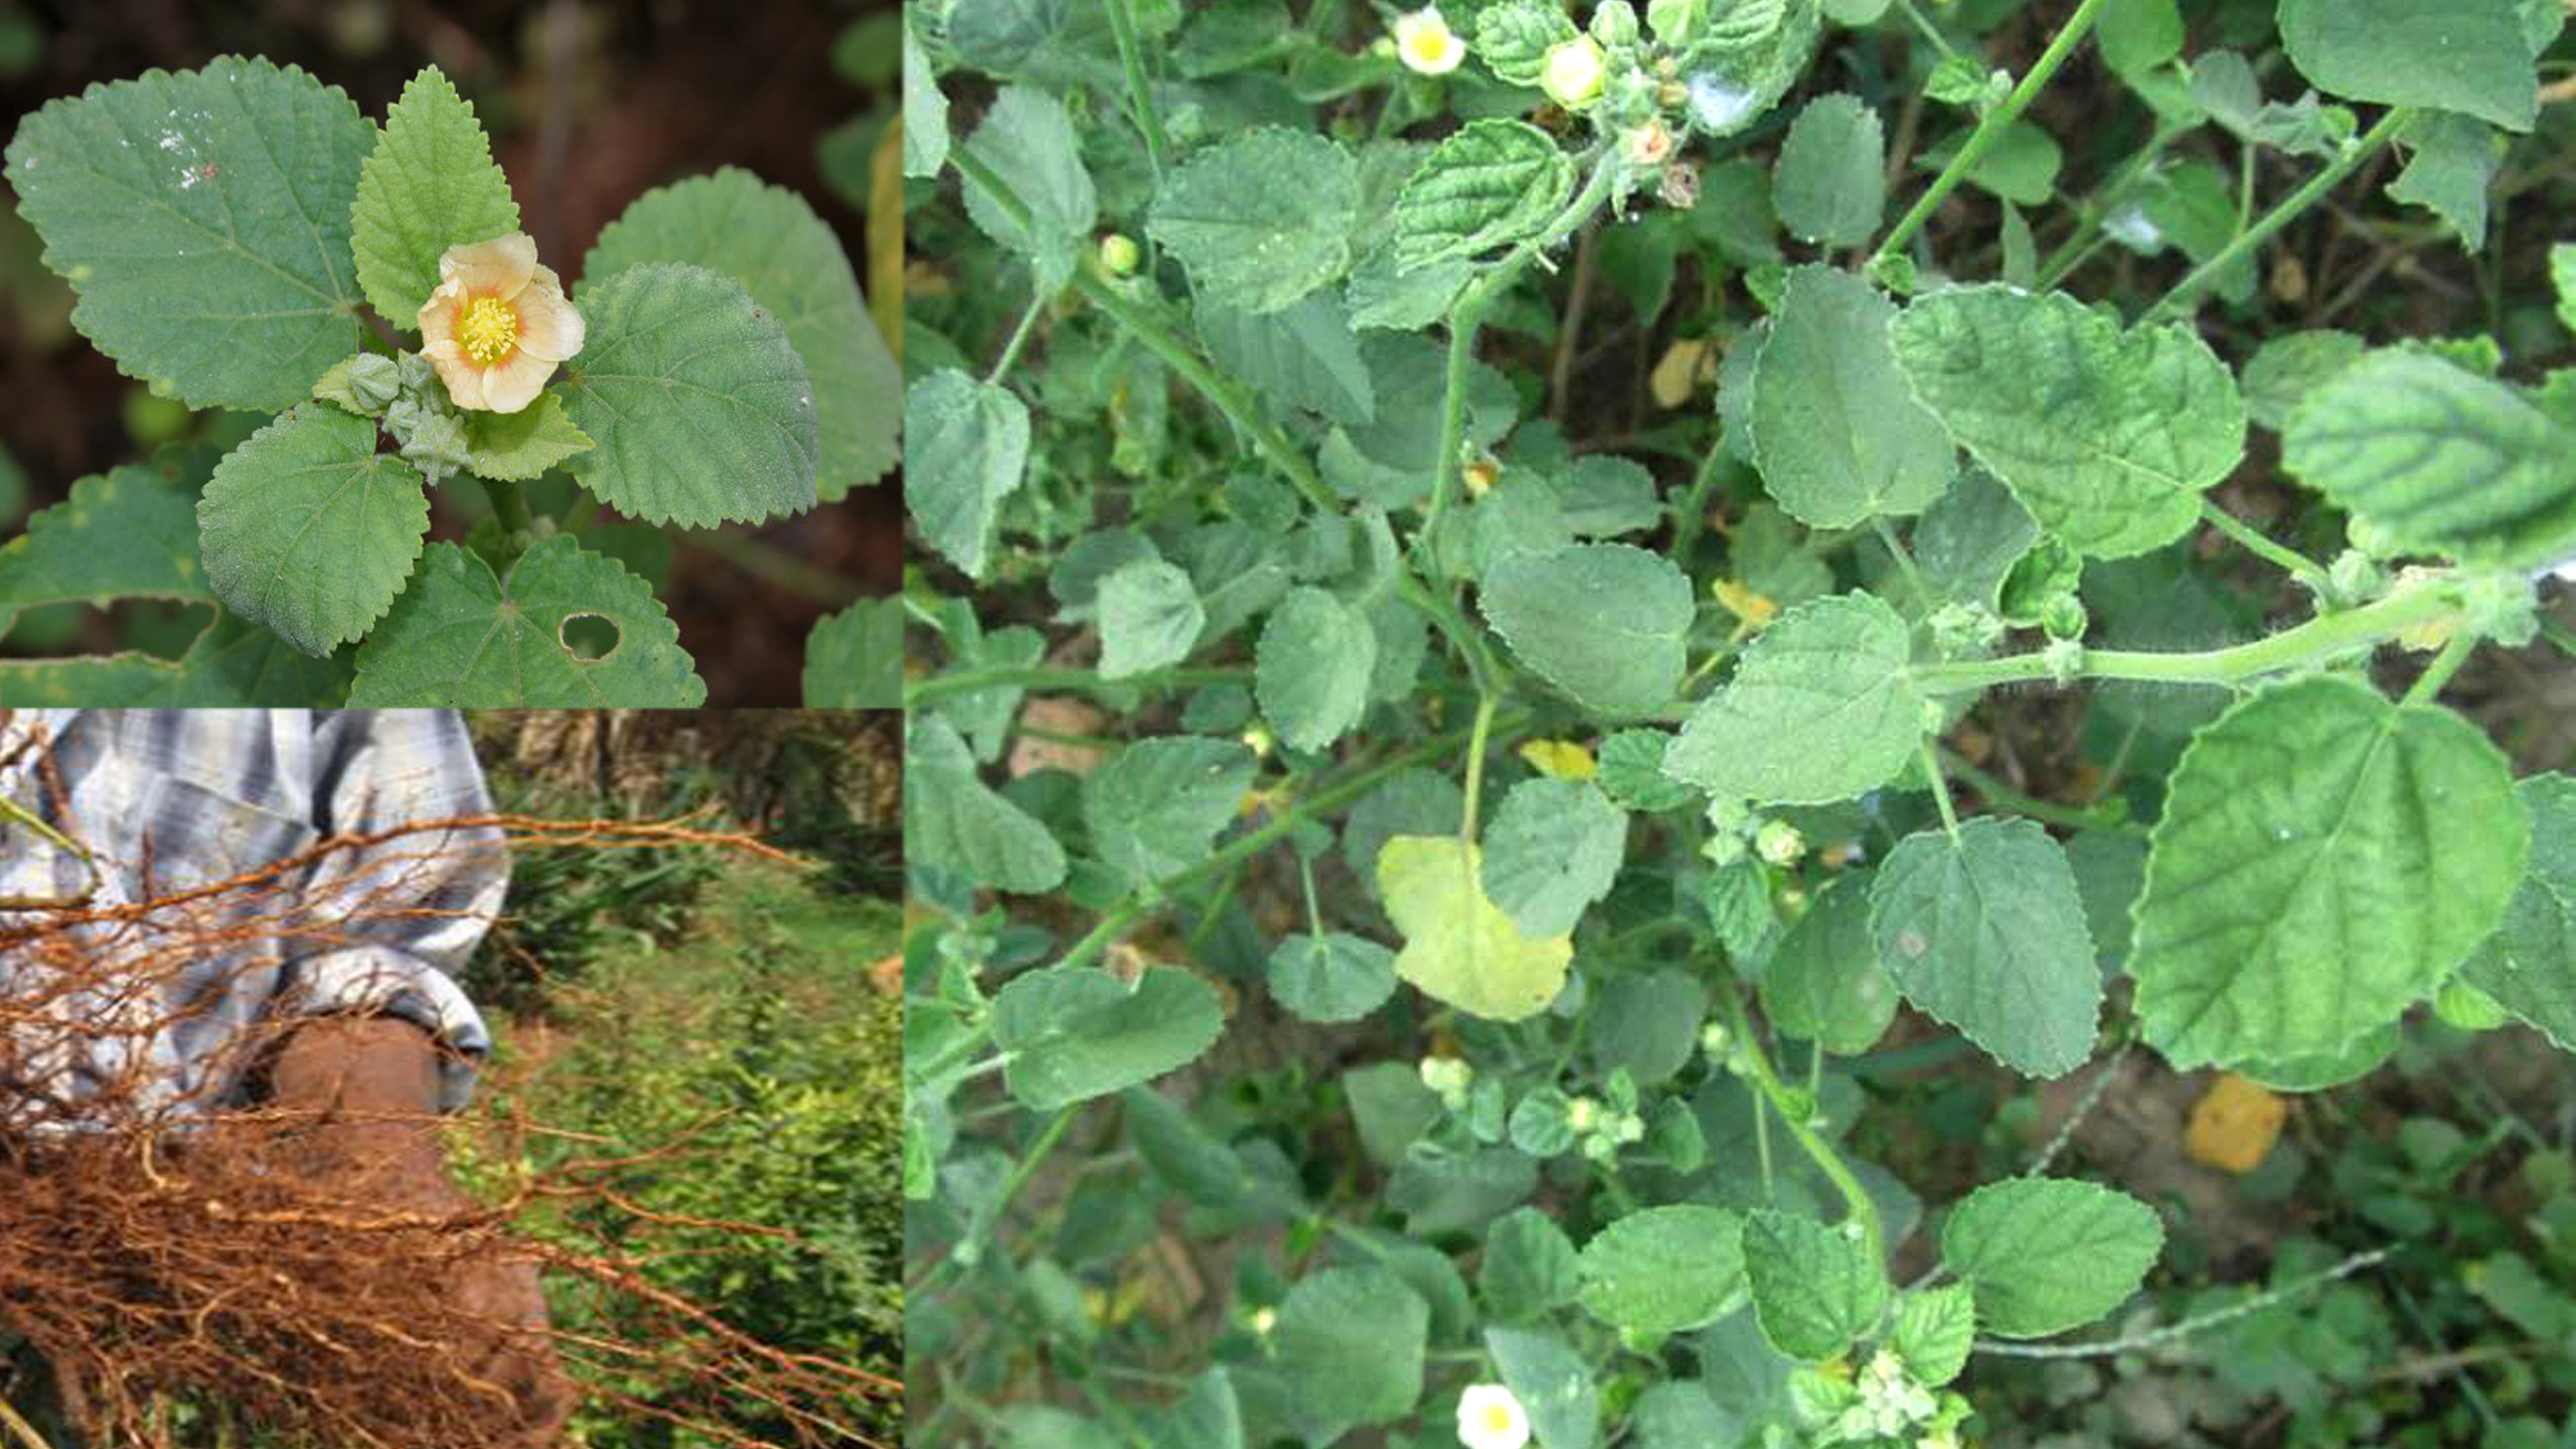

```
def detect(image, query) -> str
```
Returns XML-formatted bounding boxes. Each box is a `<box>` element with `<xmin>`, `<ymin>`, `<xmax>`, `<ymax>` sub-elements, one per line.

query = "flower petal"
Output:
<box><xmin>423</xmin><ymin>340</ymin><xmax>491</xmax><ymax>410</ymax></box>
<box><xmin>511</xmin><ymin>268</ymin><xmax>586</xmax><ymax>363</ymax></box>
<box><xmin>440</xmin><ymin>232</ymin><xmax>538</xmax><ymax>299</ymax></box>
<box><xmin>417</xmin><ymin>279</ymin><xmax>467</xmax><ymax>342</ymax></box>
<box><xmin>479</xmin><ymin>348</ymin><xmax>558</xmax><ymax>414</ymax></box>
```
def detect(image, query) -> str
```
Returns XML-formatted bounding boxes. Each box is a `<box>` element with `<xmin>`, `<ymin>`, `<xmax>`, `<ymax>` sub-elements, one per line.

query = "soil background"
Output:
<box><xmin>0</xmin><ymin>0</ymin><xmax>902</xmax><ymax>705</ymax></box>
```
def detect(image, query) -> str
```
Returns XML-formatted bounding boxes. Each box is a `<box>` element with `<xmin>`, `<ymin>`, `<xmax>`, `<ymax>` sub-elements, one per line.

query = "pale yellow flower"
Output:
<box><xmin>1393</xmin><ymin>7</ymin><xmax>1466</xmax><ymax>75</ymax></box>
<box><xmin>1457</xmin><ymin>1384</ymin><xmax>1531</xmax><ymax>1449</ymax></box>
<box><xmin>418</xmin><ymin>232</ymin><xmax>585</xmax><ymax>413</ymax></box>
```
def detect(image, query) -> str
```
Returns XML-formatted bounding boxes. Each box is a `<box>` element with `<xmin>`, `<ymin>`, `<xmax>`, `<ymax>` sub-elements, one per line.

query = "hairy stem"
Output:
<box><xmin>2145</xmin><ymin>106</ymin><xmax>2414</xmax><ymax>321</ymax></box>
<box><xmin>1872</xmin><ymin>0</ymin><xmax>2116</xmax><ymax>269</ymax></box>
<box><xmin>1421</xmin><ymin>149</ymin><xmax>1622</xmax><ymax>576</ymax></box>
<box><xmin>1718</xmin><ymin>981</ymin><xmax>1885</xmax><ymax>1265</ymax></box>
<box><xmin>1910</xmin><ymin>576</ymin><xmax>2470</xmax><ymax>694</ymax></box>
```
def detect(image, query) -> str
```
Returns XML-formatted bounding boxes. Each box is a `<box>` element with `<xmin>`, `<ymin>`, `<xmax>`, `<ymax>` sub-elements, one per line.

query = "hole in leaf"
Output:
<box><xmin>559</xmin><ymin>612</ymin><xmax>620</xmax><ymax>662</ymax></box>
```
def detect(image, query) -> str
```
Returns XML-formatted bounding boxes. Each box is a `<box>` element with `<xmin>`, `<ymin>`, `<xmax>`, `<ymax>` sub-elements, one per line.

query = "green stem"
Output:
<box><xmin>1910</xmin><ymin>578</ymin><xmax>2468</xmax><ymax>694</ymax></box>
<box><xmin>1075</xmin><ymin>269</ymin><xmax>1338</xmax><ymax>513</ymax></box>
<box><xmin>1670</xmin><ymin>433</ymin><xmax>1732</xmax><ymax>560</ymax></box>
<box><xmin>1103</xmin><ymin>0</ymin><xmax>1174</xmax><ymax>181</ymax></box>
<box><xmin>1919</xmin><ymin>737</ymin><xmax>1962</xmax><ymax>840</ymax></box>
<box><xmin>1871</xmin><ymin>0</ymin><xmax>2117</xmax><ymax>269</ymax></box>
<box><xmin>907</xmin><ymin>664</ymin><xmax>1251</xmax><ymax>708</ymax></box>
<box><xmin>682</xmin><ymin>529</ymin><xmax>864</xmax><ymax>609</ymax></box>
<box><xmin>1420</xmin><ymin>149</ymin><xmax>1622</xmax><ymax>576</ymax></box>
<box><xmin>1719</xmin><ymin>981</ymin><xmax>1883</xmax><ymax>1265</ymax></box>
<box><xmin>2401</xmin><ymin>629</ymin><xmax>2479</xmax><ymax>707</ymax></box>
<box><xmin>984</xmin><ymin>290</ymin><xmax>1048</xmax><ymax>386</ymax></box>
<box><xmin>1045</xmin><ymin>710</ymin><xmax>1536</xmax><ymax>978</ymax></box>
<box><xmin>2199</xmin><ymin>498</ymin><xmax>2332</xmax><ymax>589</ymax></box>
<box><xmin>1459</xmin><ymin>694</ymin><xmax>1498</xmax><ymax>842</ymax></box>
<box><xmin>2034</xmin><ymin>122</ymin><xmax>2186</xmax><ymax>289</ymax></box>
<box><xmin>480</xmin><ymin>474</ymin><xmax>534</xmax><ymax>536</ymax></box>
<box><xmin>1936</xmin><ymin>746</ymin><xmax>2131</xmax><ymax>834</ymax></box>
<box><xmin>2145</xmin><ymin>106</ymin><xmax>2414</xmax><ymax>321</ymax></box>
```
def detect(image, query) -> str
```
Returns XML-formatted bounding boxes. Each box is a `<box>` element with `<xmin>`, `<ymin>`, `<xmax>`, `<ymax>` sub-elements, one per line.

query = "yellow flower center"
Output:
<box><xmin>459</xmin><ymin>295</ymin><xmax>519</xmax><ymax>365</ymax></box>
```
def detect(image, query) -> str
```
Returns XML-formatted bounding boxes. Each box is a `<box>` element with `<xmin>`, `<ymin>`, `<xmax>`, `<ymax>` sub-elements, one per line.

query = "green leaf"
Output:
<box><xmin>1870</xmin><ymin>817</ymin><xmax>2102</xmax><ymax>1079</ymax></box>
<box><xmin>1892</xmin><ymin>285</ymin><xmax>2246</xmax><ymax>558</ymax></box>
<box><xmin>802</xmin><ymin>596</ymin><xmax>902</xmax><ymax>707</ymax></box>
<box><xmin>2388</xmin><ymin>112</ymin><xmax>2505</xmax><ymax>251</ymax></box>
<box><xmin>989</xmin><ymin>963</ymin><xmax>1226</xmax><ymax>1111</ymax></box>
<box><xmin>1479</xmin><ymin>543</ymin><xmax>1692</xmax><ymax>717</ymax></box>
<box><xmin>197</xmin><ymin>406</ymin><xmax>428</xmax><ymax>658</ymax></box>
<box><xmin>1743</xmin><ymin>1210</ymin><xmax>1889</xmax><ymax>1361</ymax></box>
<box><xmin>349</xmin><ymin>64</ymin><xmax>521</xmax><ymax>326</ymax></box>
<box><xmin>1084</xmin><ymin>735</ymin><xmax>1256</xmax><ymax>885</ymax></box>
<box><xmin>1772</xmin><ymin>94</ymin><xmax>1882</xmax><ymax>247</ymax></box>
<box><xmin>905</xmin><ymin>368</ymin><xmax>1031</xmax><ymax>580</ymax></box>
<box><xmin>1941</xmin><ymin>1179</ymin><xmax>2164</xmax><ymax>1338</ymax></box>
<box><xmin>1257</xmin><ymin>585</ymin><xmax>1376</xmax><ymax>751</ymax></box>
<box><xmin>1476</xmin><ymin>0</ymin><xmax>1581</xmax><ymax>85</ymax></box>
<box><xmin>2553</xmin><ymin>243</ymin><xmax>2576</xmax><ymax>334</ymax></box>
<box><xmin>1911</xmin><ymin>468</ymin><xmax>2037</xmax><ymax>609</ymax></box>
<box><xmin>2240</xmin><ymin>330</ymin><xmax>2366</xmax><ymax>432</ymax></box>
<box><xmin>1595</xmin><ymin>729</ymin><xmax>1699</xmax><ymax>812</ymax></box>
<box><xmin>903</xmin><ymin>18</ymin><xmax>949</xmax><ymax>179</ymax></box>
<box><xmin>582</xmin><ymin>167</ymin><xmax>900</xmax><ymax>497</ymax></box>
<box><xmin>1269</xmin><ymin>932</ymin><xmax>1399</xmax><ymax>1023</ymax></box>
<box><xmin>1145</xmin><ymin>128</ymin><xmax>1357</xmax><ymax>314</ymax></box>
<box><xmin>1377</xmin><ymin>835</ymin><xmax>1574</xmax><ymax>1021</ymax></box>
<box><xmin>960</xmin><ymin>84</ymin><xmax>1097</xmax><ymax>292</ymax></box>
<box><xmin>2097</xmin><ymin>0</ymin><xmax>2183</xmax><ymax>77</ymax></box>
<box><xmin>560</xmin><ymin>261</ymin><xmax>819</xmax><ymax>526</ymax></box>
<box><xmin>2278</xmin><ymin>0</ymin><xmax>2539</xmax><ymax>131</ymax></box>
<box><xmin>3</xmin><ymin>56</ymin><xmax>372</xmax><ymax>410</ymax></box>
<box><xmin>1390</xmin><ymin>120</ymin><xmax>1575</xmax><ymax>271</ymax></box>
<box><xmin>1748</xmin><ymin>265</ymin><xmax>1955</xmax><ymax>529</ymax></box>
<box><xmin>346</xmin><ymin>536</ymin><xmax>704</xmax><ymax>705</ymax></box>
<box><xmin>1195</xmin><ymin>294</ymin><xmax>1374</xmax><ymax>426</ymax></box>
<box><xmin>1891</xmin><ymin>1284</ymin><xmax>1976</xmax><ymax>1387</ymax></box>
<box><xmin>2459</xmin><ymin>775</ymin><xmax>2576</xmax><ymax>1053</ymax></box>
<box><xmin>0</xmin><ymin>465</ymin><xmax>209</xmax><ymax>632</ymax></box>
<box><xmin>461</xmin><ymin>392</ymin><xmax>591</xmax><ymax>480</ymax></box>
<box><xmin>1576</xmin><ymin>1204</ymin><xmax>1748</xmax><ymax>1336</ymax></box>
<box><xmin>1270</xmin><ymin>1267</ymin><xmax>1428</xmax><ymax>1441</ymax></box>
<box><xmin>905</xmin><ymin>715</ymin><xmax>1068</xmax><ymax>895</ymax></box>
<box><xmin>1763</xmin><ymin>875</ymin><xmax>1900</xmax><ymax>1056</ymax></box>
<box><xmin>2131</xmin><ymin>676</ymin><xmax>2527</xmax><ymax>1068</ymax></box>
<box><xmin>1665</xmin><ymin>592</ymin><xmax>1924</xmax><ymax>806</ymax></box>
<box><xmin>1486</xmin><ymin>1327</ymin><xmax>1598</xmax><ymax>1449</ymax></box>
<box><xmin>2281</xmin><ymin>351</ymin><xmax>2576</xmax><ymax>568</ymax></box>
<box><xmin>1481</xmin><ymin>1207</ymin><xmax>1582</xmax><ymax>1324</ymax></box>
<box><xmin>1481</xmin><ymin>777</ymin><xmax>1627</xmax><ymax>938</ymax></box>
<box><xmin>0</xmin><ymin>613</ymin><xmax>354</xmax><ymax>706</ymax></box>
<box><xmin>1097</xmin><ymin>558</ymin><xmax>1205</xmax><ymax>679</ymax></box>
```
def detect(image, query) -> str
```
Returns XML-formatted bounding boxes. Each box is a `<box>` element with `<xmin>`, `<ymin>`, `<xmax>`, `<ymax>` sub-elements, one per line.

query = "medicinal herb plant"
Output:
<box><xmin>904</xmin><ymin>0</ymin><xmax>2576</xmax><ymax>1444</ymax></box>
<box><xmin>1</xmin><ymin>57</ymin><xmax>900</xmax><ymax>705</ymax></box>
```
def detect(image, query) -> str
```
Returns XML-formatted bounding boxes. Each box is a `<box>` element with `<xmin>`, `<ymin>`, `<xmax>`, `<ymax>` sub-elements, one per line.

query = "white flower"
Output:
<box><xmin>1541</xmin><ymin>35</ymin><xmax>1607</xmax><ymax>109</ymax></box>
<box><xmin>417</xmin><ymin>232</ymin><xmax>585</xmax><ymax>413</ymax></box>
<box><xmin>1394</xmin><ymin>7</ymin><xmax>1466</xmax><ymax>75</ymax></box>
<box><xmin>1457</xmin><ymin>1383</ymin><xmax>1531</xmax><ymax>1449</ymax></box>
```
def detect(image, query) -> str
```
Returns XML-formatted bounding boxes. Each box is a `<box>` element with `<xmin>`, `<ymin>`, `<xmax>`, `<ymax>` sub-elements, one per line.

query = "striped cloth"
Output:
<box><xmin>0</xmin><ymin>711</ymin><xmax>506</xmax><ymax>1119</ymax></box>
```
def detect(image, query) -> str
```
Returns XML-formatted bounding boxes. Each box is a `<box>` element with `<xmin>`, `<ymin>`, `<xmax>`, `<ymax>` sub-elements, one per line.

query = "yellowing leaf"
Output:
<box><xmin>2184</xmin><ymin>1072</ymin><xmax>2287</xmax><ymax>1173</ymax></box>
<box><xmin>1518</xmin><ymin>738</ymin><xmax>1598</xmax><ymax>780</ymax></box>
<box><xmin>1376</xmin><ymin>835</ymin><xmax>1573</xmax><ymax>1021</ymax></box>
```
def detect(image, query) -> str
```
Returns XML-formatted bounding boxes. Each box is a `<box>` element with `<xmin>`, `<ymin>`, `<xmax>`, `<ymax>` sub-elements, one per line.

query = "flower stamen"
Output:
<box><xmin>459</xmin><ymin>296</ymin><xmax>519</xmax><ymax>365</ymax></box>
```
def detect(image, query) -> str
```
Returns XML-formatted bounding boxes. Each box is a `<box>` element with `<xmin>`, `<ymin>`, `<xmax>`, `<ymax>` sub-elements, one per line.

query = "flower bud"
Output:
<box><xmin>1541</xmin><ymin>36</ymin><xmax>1608</xmax><ymax>109</ymax></box>
<box><xmin>1754</xmin><ymin>819</ymin><xmax>1804</xmax><ymax>867</ymax></box>
<box><xmin>1623</xmin><ymin>119</ymin><xmax>1676</xmax><ymax>166</ymax></box>
<box><xmin>1097</xmin><ymin>232</ymin><xmax>1141</xmax><ymax>276</ymax></box>
<box><xmin>1590</xmin><ymin>1</ymin><xmax>1639</xmax><ymax>48</ymax></box>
